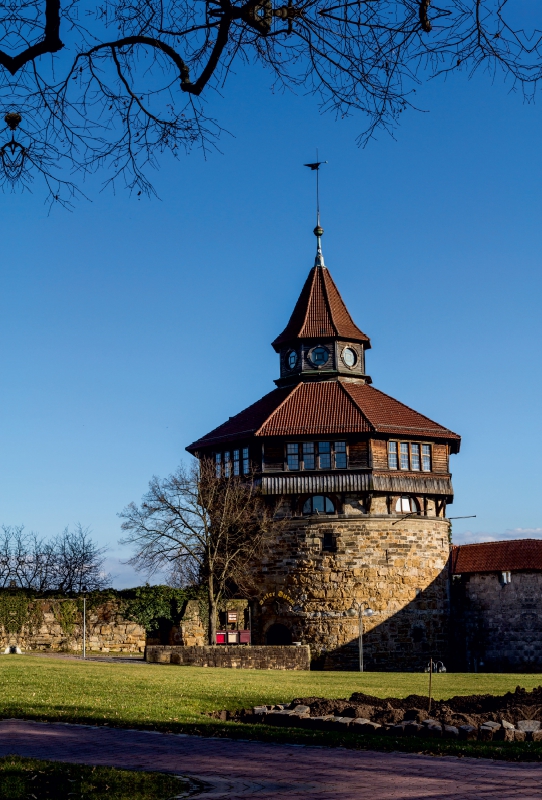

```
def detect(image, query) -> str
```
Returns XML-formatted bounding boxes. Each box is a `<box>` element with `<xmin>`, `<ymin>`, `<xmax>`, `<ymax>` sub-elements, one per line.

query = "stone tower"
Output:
<box><xmin>187</xmin><ymin>227</ymin><xmax>461</xmax><ymax>671</ymax></box>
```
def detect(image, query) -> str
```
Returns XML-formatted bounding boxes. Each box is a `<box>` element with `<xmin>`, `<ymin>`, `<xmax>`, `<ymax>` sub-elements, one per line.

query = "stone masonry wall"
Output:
<box><xmin>146</xmin><ymin>645</ymin><xmax>310</xmax><ymax>670</ymax></box>
<box><xmin>451</xmin><ymin>572</ymin><xmax>542</xmax><ymax>672</ymax></box>
<box><xmin>2</xmin><ymin>600</ymin><xmax>146</xmax><ymax>654</ymax></box>
<box><xmin>253</xmin><ymin>514</ymin><xmax>451</xmax><ymax>671</ymax></box>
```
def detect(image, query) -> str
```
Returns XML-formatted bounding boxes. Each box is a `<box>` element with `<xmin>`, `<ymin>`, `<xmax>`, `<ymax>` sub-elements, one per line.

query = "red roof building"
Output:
<box><xmin>451</xmin><ymin>540</ymin><xmax>542</xmax><ymax>574</ymax></box>
<box><xmin>187</xmin><ymin>229</ymin><xmax>460</xmax><ymax>515</ymax></box>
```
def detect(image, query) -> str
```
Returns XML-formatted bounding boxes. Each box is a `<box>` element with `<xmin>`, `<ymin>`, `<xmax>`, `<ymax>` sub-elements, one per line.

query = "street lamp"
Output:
<box><xmin>347</xmin><ymin>604</ymin><xmax>374</xmax><ymax>672</ymax></box>
<box><xmin>82</xmin><ymin>585</ymin><xmax>88</xmax><ymax>659</ymax></box>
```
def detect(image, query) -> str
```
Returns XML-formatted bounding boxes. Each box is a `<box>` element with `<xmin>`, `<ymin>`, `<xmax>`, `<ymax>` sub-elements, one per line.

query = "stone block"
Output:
<box><xmin>517</xmin><ymin>720</ymin><xmax>541</xmax><ymax>732</ymax></box>
<box><xmin>478</xmin><ymin>726</ymin><xmax>494</xmax><ymax>741</ymax></box>
<box><xmin>405</xmin><ymin>722</ymin><xmax>424</xmax><ymax>736</ymax></box>
<box><xmin>443</xmin><ymin>725</ymin><xmax>459</xmax><ymax>739</ymax></box>
<box><xmin>531</xmin><ymin>730</ymin><xmax>542</xmax><ymax>742</ymax></box>
<box><xmin>514</xmin><ymin>730</ymin><xmax>526</xmax><ymax>742</ymax></box>
<box><xmin>458</xmin><ymin>725</ymin><xmax>478</xmax><ymax>741</ymax></box>
<box><xmin>501</xmin><ymin>719</ymin><xmax>515</xmax><ymax>730</ymax></box>
<box><xmin>356</xmin><ymin>721</ymin><xmax>382</xmax><ymax>734</ymax></box>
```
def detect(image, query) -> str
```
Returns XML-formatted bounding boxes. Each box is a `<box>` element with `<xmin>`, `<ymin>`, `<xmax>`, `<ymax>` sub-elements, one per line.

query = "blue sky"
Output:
<box><xmin>1</xmin><ymin>60</ymin><xmax>541</xmax><ymax>586</ymax></box>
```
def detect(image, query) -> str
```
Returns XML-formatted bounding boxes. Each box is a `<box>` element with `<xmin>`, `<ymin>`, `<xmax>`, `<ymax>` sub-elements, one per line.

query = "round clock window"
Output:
<box><xmin>287</xmin><ymin>351</ymin><xmax>298</xmax><ymax>369</ymax></box>
<box><xmin>342</xmin><ymin>347</ymin><xmax>357</xmax><ymax>368</ymax></box>
<box><xmin>310</xmin><ymin>346</ymin><xmax>329</xmax><ymax>367</ymax></box>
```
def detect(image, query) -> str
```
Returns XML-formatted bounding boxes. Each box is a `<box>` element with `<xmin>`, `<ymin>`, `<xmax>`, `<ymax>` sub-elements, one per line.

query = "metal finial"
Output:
<box><xmin>304</xmin><ymin>152</ymin><xmax>327</xmax><ymax>268</ymax></box>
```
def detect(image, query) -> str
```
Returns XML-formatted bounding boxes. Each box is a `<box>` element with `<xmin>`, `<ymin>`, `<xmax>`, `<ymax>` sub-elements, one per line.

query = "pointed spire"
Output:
<box><xmin>313</xmin><ymin>213</ymin><xmax>325</xmax><ymax>268</ymax></box>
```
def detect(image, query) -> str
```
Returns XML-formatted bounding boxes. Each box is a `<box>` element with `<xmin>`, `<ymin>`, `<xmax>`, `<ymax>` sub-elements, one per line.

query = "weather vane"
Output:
<box><xmin>304</xmin><ymin>151</ymin><xmax>327</xmax><ymax>267</ymax></box>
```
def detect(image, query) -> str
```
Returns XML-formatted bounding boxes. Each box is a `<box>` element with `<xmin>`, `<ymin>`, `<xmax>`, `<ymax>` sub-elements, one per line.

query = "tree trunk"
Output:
<box><xmin>208</xmin><ymin>579</ymin><xmax>217</xmax><ymax>646</ymax></box>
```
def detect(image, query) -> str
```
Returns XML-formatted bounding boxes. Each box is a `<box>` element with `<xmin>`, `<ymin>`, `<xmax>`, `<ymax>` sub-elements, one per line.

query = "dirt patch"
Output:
<box><xmin>282</xmin><ymin>686</ymin><xmax>542</xmax><ymax>729</ymax></box>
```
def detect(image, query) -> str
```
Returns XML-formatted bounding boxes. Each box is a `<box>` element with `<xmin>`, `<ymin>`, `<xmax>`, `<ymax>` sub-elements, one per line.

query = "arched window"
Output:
<box><xmin>395</xmin><ymin>496</ymin><xmax>419</xmax><ymax>513</ymax></box>
<box><xmin>303</xmin><ymin>495</ymin><xmax>335</xmax><ymax>515</ymax></box>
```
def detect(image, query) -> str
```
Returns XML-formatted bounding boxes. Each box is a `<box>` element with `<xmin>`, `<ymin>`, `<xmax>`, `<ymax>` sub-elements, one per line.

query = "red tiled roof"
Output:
<box><xmin>451</xmin><ymin>540</ymin><xmax>542</xmax><ymax>574</ymax></box>
<box><xmin>256</xmin><ymin>381</ymin><xmax>372</xmax><ymax>436</ymax></box>
<box><xmin>343</xmin><ymin>384</ymin><xmax>461</xmax><ymax>445</ymax></box>
<box><xmin>187</xmin><ymin>379</ymin><xmax>460</xmax><ymax>450</ymax></box>
<box><xmin>272</xmin><ymin>266</ymin><xmax>371</xmax><ymax>350</ymax></box>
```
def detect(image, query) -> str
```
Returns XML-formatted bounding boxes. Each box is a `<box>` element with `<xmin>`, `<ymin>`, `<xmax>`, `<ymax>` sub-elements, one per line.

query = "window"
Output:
<box><xmin>342</xmin><ymin>347</ymin><xmax>357</xmax><ymax>368</ymax></box>
<box><xmin>310</xmin><ymin>346</ymin><xmax>329</xmax><ymax>366</ymax></box>
<box><xmin>303</xmin><ymin>442</ymin><xmax>315</xmax><ymax>470</ymax></box>
<box><xmin>388</xmin><ymin>441</ymin><xmax>398</xmax><ymax>469</ymax></box>
<box><xmin>287</xmin><ymin>443</ymin><xmax>299</xmax><ymax>471</ymax></box>
<box><xmin>422</xmin><ymin>444</ymin><xmax>431</xmax><ymax>472</ymax></box>
<box><xmin>224</xmin><ymin>451</ymin><xmax>231</xmax><ymax>478</ymax></box>
<box><xmin>303</xmin><ymin>495</ymin><xmax>335</xmax><ymax>515</ymax></box>
<box><xmin>318</xmin><ymin>441</ymin><xmax>331</xmax><ymax>469</ymax></box>
<box><xmin>334</xmin><ymin>441</ymin><xmax>347</xmax><ymax>469</ymax></box>
<box><xmin>233</xmin><ymin>449</ymin><xmax>240</xmax><ymax>476</ymax></box>
<box><xmin>322</xmin><ymin>532</ymin><xmax>337</xmax><ymax>551</ymax></box>
<box><xmin>389</xmin><ymin>441</ymin><xmax>432</xmax><ymax>472</ymax></box>
<box><xmin>395</xmin><ymin>496</ymin><xmax>419</xmax><ymax>513</ymax></box>
<box><xmin>287</xmin><ymin>350</ymin><xmax>298</xmax><ymax>369</ymax></box>
<box><xmin>286</xmin><ymin>441</ymin><xmax>347</xmax><ymax>471</ymax></box>
<box><xmin>242</xmin><ymin>447</ymin><xmax>250</xmax><ymax>474</ymax></box>
<box><xmin>215</xmin><ymin>453</ymin><xmax>221</xmax><ymax>478</ymax></box>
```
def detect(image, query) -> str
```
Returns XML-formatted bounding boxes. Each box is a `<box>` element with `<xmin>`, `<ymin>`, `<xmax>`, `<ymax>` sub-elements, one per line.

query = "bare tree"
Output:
<box><xmin>119</xmin><ymin>457</ymin><xmax>280</xmax><ymax>643</ymax></box>
<box><xmin>53</xmin><ymin>524</ymin><xmax>110</xmax><ymax>592</ymax></box>
<box><xmin>2</xmin><ymin>0</ymin><xmax>542</xmax><ymax>203</ymax></box>
<box><xmin>0</xmin><ymin>523</ymin><xmax>110</xmax><ymax>591</ymax></box>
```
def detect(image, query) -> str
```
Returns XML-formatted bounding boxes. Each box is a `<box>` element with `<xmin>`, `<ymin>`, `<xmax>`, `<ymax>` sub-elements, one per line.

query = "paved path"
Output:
<box><xmin>0</xmin><ymin>719</ymin><xmax>541</xmax><ymax>799</ymax></box>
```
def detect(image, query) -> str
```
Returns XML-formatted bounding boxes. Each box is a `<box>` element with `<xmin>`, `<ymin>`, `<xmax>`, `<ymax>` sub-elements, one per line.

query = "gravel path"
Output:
<box><xmin>0</xmin><ymin>718</ymin><xmax>541</xmax><ymax>799</ymax></box>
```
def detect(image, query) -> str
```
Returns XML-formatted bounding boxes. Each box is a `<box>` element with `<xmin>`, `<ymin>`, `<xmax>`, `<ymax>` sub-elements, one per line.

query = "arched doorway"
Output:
<box><xmin>265</xmin><ymin>623</ymin><xmax>292</xmax><ymax>645</ymax></box>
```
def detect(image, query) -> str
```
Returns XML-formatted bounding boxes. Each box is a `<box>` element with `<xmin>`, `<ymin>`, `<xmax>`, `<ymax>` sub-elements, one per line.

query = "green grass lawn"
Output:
<box><xmin>2</xmin><ymin>656</ymin><xmax>542</xmax><ymax>760</ymax></box>
<box><xmin>0</xmin><ymin>756</ymin><xmax>189</xmax><ymax>799</ymax></box>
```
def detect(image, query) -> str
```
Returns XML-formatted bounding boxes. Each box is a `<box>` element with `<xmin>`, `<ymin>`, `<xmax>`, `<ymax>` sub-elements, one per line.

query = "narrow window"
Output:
<box><xmin>318</xmin><ymin>441</ymin><xmax>331</xmax><ymax>469</ymax></box>
<box><xmin>322</xmin><ymin>532</ymin><xmax>336</xmax><ymax>552</ymax></box>
<box><xmin>215</xmin><ymin>453</ymin><xmax>221</xmax><ymax>478</ymax></box>
<box><xmin>411</xmin><ymin>443</ymin><xmax>420</xmax><ymax>471</ymax></box>
<box><xmin>233</xmin><ymin>449</ymin><xmax>240</xmax><ymax>476</ymax></box>
<box><xmin>224</xmin><ymin>451</ymin><xmax>231</xmax><ymax>478</ymax></box>
<box><xmin>287</xmin><ymin>443</ymin><xmax>299</xmax><ymax>471</ymax></box>
<box><xmin>334</xmin><ymin>441</ymin><xmax>347</xmax><ymax>469</ymax></box>
<box><xmin>242</xmin><ymin>447</ymin><xmax>249</xmax><ymax>474</ymax></box>
<box><xmin>388</xmin><ymin>441</ymin><xmax>398</xmax><ymax>469</ymax></box>
<box><xmin>422</xmin><ymin>444</ymin><xmax>431</xmax><ymax>472</ymax></box>
<box><xmin>400</xmin><ymin>442</ymin><xmax>409</xmax><ymax>470</ymax></box>
<box><xmin>303</xmin><ymin>442</ymin><xmax>315</xmax><ymax>470</ymax></box>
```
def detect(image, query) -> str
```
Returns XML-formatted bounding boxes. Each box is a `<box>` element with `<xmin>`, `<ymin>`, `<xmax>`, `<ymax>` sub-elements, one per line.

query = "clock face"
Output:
<box><xmin>287</xmin><ymin>350</ymin><xmax>298</xmax><ymax>369</ymax></box>
<box><xmin>310</xmin><ymin>346</ymin><xmax>329</xmax><ymax>367</ymax></box>
<box><xmin>342</xmin><ymin>347</ymin><xmax>357</xmax><ymax>368</ymax></box>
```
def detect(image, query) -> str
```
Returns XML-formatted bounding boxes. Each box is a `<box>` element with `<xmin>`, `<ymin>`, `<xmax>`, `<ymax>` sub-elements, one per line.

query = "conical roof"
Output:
<box><xmin>272</xmin><ymin>265</ymin><xmax>371</xmax><ymax>351</ymax></box>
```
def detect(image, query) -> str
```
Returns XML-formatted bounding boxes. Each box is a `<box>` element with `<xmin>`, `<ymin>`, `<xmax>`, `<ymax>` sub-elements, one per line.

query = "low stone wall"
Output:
<box><xmin>146</xmin><ymin>645</ymin><xmax>310</xmax><ymax>670</ymax></box>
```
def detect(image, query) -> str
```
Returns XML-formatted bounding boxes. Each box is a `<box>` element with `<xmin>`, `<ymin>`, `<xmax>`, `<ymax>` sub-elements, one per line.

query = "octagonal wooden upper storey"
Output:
<box><xmin>187</xmin><ymin>259</ymin><xmax>460</xmax><ymax>515</ymax></box>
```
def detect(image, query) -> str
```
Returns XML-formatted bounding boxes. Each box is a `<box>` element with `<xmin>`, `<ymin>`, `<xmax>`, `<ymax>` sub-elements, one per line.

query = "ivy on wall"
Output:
<box><xmin>0</xmin><ymin>593</ymin><xmax>44</xmax><ymax>636</ymax></box>
<box><xmin>0</xmin><ymin>585</ymin><xmax>207</xmax><ymax>637</ymax></box>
